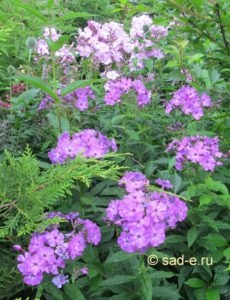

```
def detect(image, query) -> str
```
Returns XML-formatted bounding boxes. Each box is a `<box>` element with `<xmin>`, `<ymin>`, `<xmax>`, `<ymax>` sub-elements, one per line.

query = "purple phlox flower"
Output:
<box><xmin>55</xmin><ymin>43</ymin><xmax>75</xmax><ymax>65</ymax></box>
<box><xmin>52</xmin><ymin>274</ymin><xmax>69</xmax><ymax>288</ymax></box>
<box><xmin>148</xmin><ymin>222</ymin><xmax>166</xmax><ymax>247</ymax></box>
<box><xmin>119</xmin><ymin>199</ymin><xmax>145</xmax><ymax>222</ymax></box>
<box><xmin>68</xmin><ymin>232</ymin><xmax>86</xmax><ymax>259</ymax></box>
<box><xmin>146</xmin><ymin>200</ymin><xmax>168</xmax><ymax>223</ymax></box>
<box><xmin>55</xmin><ymin>243</ymin><xmax>70</xmax><ymax>260</ymax></box>
<box><xmin>23</xmin><ymin>253</ymin><xmax>46</xmax><ymax>276</ymax></box>
<box><xmin>43</xmin><ymin>27</ymin><xmax>60</xmax><ymax>41</ymax></box>
<box><xmin>13</xmin><ymin>244</ymin><xmax>24</xmax><ymax>252</ymax></box>
<box><xmin>155</xmin><ymin>179</ymin><xmax>173</xmax><ymax>189</ymax></box>
<box><xmin>106</xmin><ymin>200</ymin><xmax>121</xmax><ymax>223</ymax></box>
<box><xmin>23</xmin><ymin>273</ymin><xmax>43</xmax><ymax>286</ymax></box>
<box><xmin>83</xmin><ymin>220</ymin><xmax>101</xmax><ymax>245</ymax></box>
<box><xmin>80</xmin><ymin>267</ymin><xmax>88</xmax><ymax>275</ymax></box>
<box><xmin>45</xmin><ymin>229</ymin><xmax>64</xmax><ymax>247</ymax></box>
<box><xmin>119</xmin><ymin>171</ymin><xmax>149</xmax><ymax>193</ymax></box>
<box><xmin>36</xmin><ymin>39</ymin><xmax>49</xmax><ymax>56</ymax></box>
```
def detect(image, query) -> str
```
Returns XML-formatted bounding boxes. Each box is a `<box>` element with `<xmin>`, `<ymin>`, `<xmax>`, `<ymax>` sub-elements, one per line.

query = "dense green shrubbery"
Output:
<box><xmin>0</xmin><ymin>0</ymin><xmax>229</xmax><ymax>299</ymax></box>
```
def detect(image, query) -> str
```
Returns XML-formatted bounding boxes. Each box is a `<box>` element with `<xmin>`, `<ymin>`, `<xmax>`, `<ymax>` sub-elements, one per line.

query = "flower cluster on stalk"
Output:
<box><xmin>106</xmin><ymin>172</ymin><xmax>188</xmax><ymax>253</ymax></box>
<box><xmin>14</xmin><ymin>212</ymin><xmax>101</xmax><ymax>287</ymax></box>
<box><xmin>104</xmin><ymin>77</ymin><xmax>151</xmax><ymax>107</ymax></box>
<box><xmin>48</xmin><ymin>130</ymin><xmax>117</xmax><ymax>164</ymax></box>
<box><xmin>75</xmin><ymin>15</ymin><xmax>167</xmax><ymax>70</ymax></box>
<box><xmin>167</xmin><ymin>136</ymin><xmax>223</xmax><ymax>171</ymax></box>
<box><xmin>165</xmin><ymin>85</ymin><xmax>212</xmax><ymax>120</ymax></box>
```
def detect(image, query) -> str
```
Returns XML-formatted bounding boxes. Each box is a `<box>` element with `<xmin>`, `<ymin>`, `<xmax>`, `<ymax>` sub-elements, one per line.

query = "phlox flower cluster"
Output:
<box><xmin>75</xmin><ymin>15</ymin><xmax>167</xmax><ymax>70</ymax></box>
<box><xmin>48</xmin><ymin>130</ymin><xmax>117</xmax><ymax>164</ymax></box>
<box><xmin>14</xmin><ymin>212</ymin><xmax>101</xmax><ymax>287</ymax></box>
<box><xmin>36</xmin><ymin>27</ymin><xmax>75</xmax><ymax>66</ymax></box>
<box><xmin>106</xmin><ymin>171</ymin><xmax>188</xmax><ymax>253</ymax></box>
<box><xmin>165</xmin><ymin>85</ymin><xmax>212</xmax><ymax>120</ymax></box>
<box><xmin>129</xmin><ymin>15</ymin><xmax>167</xmax><ymax>70</ymax></box>
<box><xmin>38</xmin><ymin>86</ymin><xmax>95</xmax><ymax>111</ymax></box>
<box><xmin>76</xmin><ymin>21</ymin><xmax>131</xmax><ymax>65</ymax></box>
<box><xmin>104</xmin><ymin>77</ymin><xmax>151</xmax><ymax>107</ymax></box>
<box><xmin>167</xmin><ymin>136</ymin><xmax>223</xmax><ymax>171</ymax></box>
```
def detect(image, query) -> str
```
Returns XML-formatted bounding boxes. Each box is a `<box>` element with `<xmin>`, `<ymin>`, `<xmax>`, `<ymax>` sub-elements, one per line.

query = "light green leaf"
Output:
<box><xmin>205</xmin><ymin>288</ymin><xmax>220</xmax><ymax>300</ymax></box>
<box><xmin>199</xmin><ymin>195</ymin><xmax>213</xmax><ymax>207</ymax></box>
<box><xmin>185</xmin><ymin>278</ymin><xmax>206</xmax><ymax>288</ymax></box>
<box><xmin>205</xmin><ymin>178</ymin><xmax>229</xmax><ymax>195</ymax></box>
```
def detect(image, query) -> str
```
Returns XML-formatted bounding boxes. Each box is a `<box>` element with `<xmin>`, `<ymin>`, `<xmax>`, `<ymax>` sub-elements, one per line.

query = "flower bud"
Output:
<box><xmin>25</xmin><ymin>37</ymin><xmax>37</xmax><ymax>50</ymax></box>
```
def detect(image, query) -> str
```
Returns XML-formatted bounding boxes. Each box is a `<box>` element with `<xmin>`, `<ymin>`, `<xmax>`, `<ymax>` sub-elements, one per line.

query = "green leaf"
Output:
<box><xmin>58</xmin><ymin>12</ymin><xmax>96</xmax><ymax>21</ymax></box>
<box><xmin>44</xmin><ymin>283</ymin><xmax>64</xmax><ymax>300</ymax></box>
<box><xmin>150</xmin><ymin>271</ymin><xmax>175</xmax><ymax>279</ymax></box>
<box><xmin>171</xmin><ymin>172</ymin><xmax>182</xmax><ymax>193</ymax></box>
<box><xmin>185</xmin><ymin>278</ymin><xmax>206</xmax><ymax>288</ymax></box>
<box><xmin>11</xmin><ymin>89</ymin><xmax>40</xmax><ymax>110</ymax></box>
<box><xmin>199</xmin><ymin>195</ymin><xmax>213</xmax><ymax>207</ymax></box>
<box><xmin>165</xmin><ymin>234</ymin><xmax>186</xmax><ymax>244</ymax></box>
<box><xmin>63</xmin><ymin>284</ymin><xmax>86</xmax><ymax>300</ymax></box>
<box><xmin>223</xmin><ymin>248</ymin><xmax>230</xmax><ymax>261</ymax></box>
<box><xmin>205</xmin><ymin>289</ymin><xmax>220</xmax><ymax>300</ymax></box>
<box><xmin>47</xmin><ymin>112</ymin><xmax>70</xmax><ymax>132</ymax></box>
<box><xmin>101</xmin><ymin>275</ymin><xmax>136</xmax><ymax>286</ymax></box>
<box><xmin>105</xmin><ymin>251</ymin><xmax>135</xmax><ymax>264</ymax></box>
<box><xmin>205</xmin><ymin>178</ymin><xmax>229</xmax><ymax>194</ymax></box>
<box><xmin>152</xmin><ymin>286</ymin><xmax>181</xmax><ymax>299</ymax></box>
<box><xmin>17</xmin><ymin>75</ymin><xmax>60</xmax><ymax>102</ymax></box>
<box><xmin>138</xmin><ymin>272</ymin><xmax>152</xmax><ymax>300</ymax></box>
<box><xmin>201</xmin><ymin>234</ymin><xmax>227</xmax><ymax>249</ymax></box>
<box><xmin>49</xmin><ymin>35</ymin><xmax>69</xmax><ymax>52</ymax></box>
<box><xmin>61</xmin><ymin>79</ymin><xmax>104</xmax><ymax>96</ymax></box>
<box><xmin>187</xmin><ymin>227</ymin><xmax>199</xmax><ymax>247</ymax></box>
<box><xmin>214</xmin><ymin>272</ymin><xmax>230</xmax><ymax>286</ymax></box>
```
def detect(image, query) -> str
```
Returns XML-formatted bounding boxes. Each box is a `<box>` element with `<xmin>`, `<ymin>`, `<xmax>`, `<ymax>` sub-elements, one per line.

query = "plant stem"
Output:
<box><xmin>215</xmin><ymin>3</ymin><xmax>230</xmax><ymax>55</ymax></box>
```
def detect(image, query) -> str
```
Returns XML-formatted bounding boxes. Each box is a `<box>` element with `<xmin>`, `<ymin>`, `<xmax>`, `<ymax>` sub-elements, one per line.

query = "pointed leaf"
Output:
<box><xmin>58</xmin><ymin>12</ymin><xmax>96</xmax><ymax>21</ymax></box>
<box><xmin>17</xmin><ymin>75</ymin><xmax>60</xmax><ymax>102</ymax></box>
<box><xmin>101</xmin><ymin>275</ymin><xmax>136</xmax><ymax>286</ymax></box>
<box><xmin>187</xmin><ymin>227</ymin><xmax>199</xmax><ymax>247</ymax></box>
<box><xmin>185</xmin><ymin>278</ymin><xmax>206</xmax><ymax>288</ymax></box>
<box><xmin>61</xmin><ymin>79</ymin><xmax>104</xmax><ymax>96</ymax></box>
